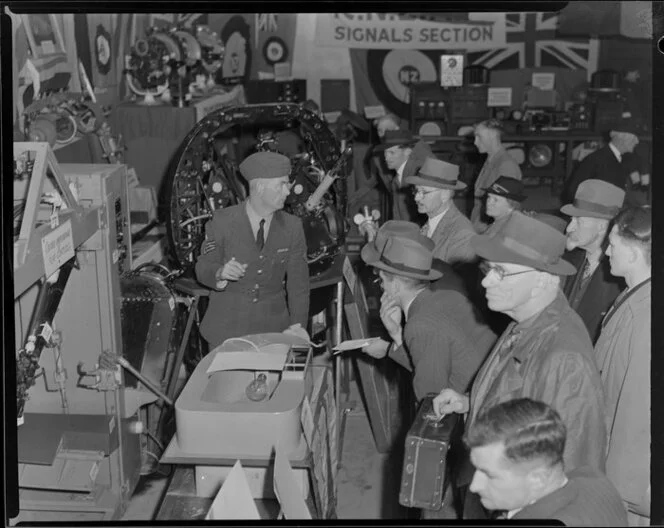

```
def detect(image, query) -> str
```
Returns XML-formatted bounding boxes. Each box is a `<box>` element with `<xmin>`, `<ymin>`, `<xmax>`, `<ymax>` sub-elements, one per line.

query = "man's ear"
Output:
<box><xmin>526</xmin><ymin>465</ymin><xmax>550</xmax><ymax>493</ymax></box>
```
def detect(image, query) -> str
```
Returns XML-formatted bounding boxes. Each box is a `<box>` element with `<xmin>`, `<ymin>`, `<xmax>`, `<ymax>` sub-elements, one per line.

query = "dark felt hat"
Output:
<box><xmin>239</xmin><ymin>151</ymin><xmax>291</xmax><ymax>181</ymax></box>
<box><xmin>560</xmin><ymin>179</ymin><xmax>625</xmax><ymax>219</ymax></box>
<box><xmin>471</xmin><ymin>211</ymin><xmax>576</xmax><ymax>275</ymax></box>
<box><xmin>374</xmin><ymin>129</ymin><xmax>418</xmax><ymax>151</ymax></box>
<box><xmin>608</xmin><ymin>111</ymin><xmax>640</xmax><ymax>136</ymax></box>
<box><xmin>404</xmin><ymin>157</ymin><xmax>466</xmax><ymax>191</ymax></box>
<box><xmin>484</xmin><ymin>176</ymin><xmax>527</xmax><ymax>202</ymax></box>
<box><xmin>361</xmin><ymin>224</ymin><xmax>443</xmax><ymax>281</ymax></box>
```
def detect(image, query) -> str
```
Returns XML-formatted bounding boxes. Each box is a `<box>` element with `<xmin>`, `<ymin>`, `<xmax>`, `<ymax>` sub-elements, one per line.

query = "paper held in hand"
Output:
<box><xmin>333</xmin><ymin>337</ymin><xmax>382</xmax><ymax>354</ymax></box>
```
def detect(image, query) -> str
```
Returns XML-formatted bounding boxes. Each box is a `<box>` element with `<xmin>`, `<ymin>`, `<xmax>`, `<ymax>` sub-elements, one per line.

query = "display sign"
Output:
<box><xmin>41</xmin><ymin>220</ymin><xmax>74</xmax><ymax>279</ymax></box>
<box><xmin>531</xmin><ymin>72</ymin><xmax>555</xmax><ymax>91</ymax></box>
<box><xmin>487</xmin><ymin>87</ymin><xmax>513</xmax><ymax>107</ymax></box>
<box><xmin>315</xmin><ymin>13</ymin><xmax>506</xmax><ymax>50</ymax></box>
<box><xmin>440</xmin><ymin>54</ymin><xmax>464</xmax><ymax>87</ymax></box>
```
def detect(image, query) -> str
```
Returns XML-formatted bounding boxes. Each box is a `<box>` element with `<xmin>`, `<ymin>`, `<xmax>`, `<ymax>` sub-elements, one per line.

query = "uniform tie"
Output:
<box><xmin>256</xmin><ymin>219</ymin><xmax>265</xmax><ymax>251</ymax></box>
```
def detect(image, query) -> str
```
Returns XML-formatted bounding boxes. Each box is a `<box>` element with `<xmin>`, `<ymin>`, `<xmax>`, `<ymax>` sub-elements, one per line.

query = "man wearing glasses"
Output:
<box><xmin>195</xmin><ymin>151</ymin><xmax>310</xmax><ymax>348</ymax></box>
<box><xmin>432</xmin><ymin>211</ymin><xmax>606</xmax><ymax>520</ymax></box>
<box><xmin>405</xmin><ymin>157</ymin><xmax>477</xmax><ymax>268</ymax></box>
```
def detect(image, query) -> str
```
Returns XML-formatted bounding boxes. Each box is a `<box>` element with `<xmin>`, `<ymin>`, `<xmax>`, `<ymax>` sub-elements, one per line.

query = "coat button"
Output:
<box><xmin>252</xmin><ymin>298</ymin><xmax>258</xmax><ymax>303</ymax></box>
<box><xmin>257</xmin><ymin>269</ymin><xmax>262</xmax><ymax>274</ymax></box>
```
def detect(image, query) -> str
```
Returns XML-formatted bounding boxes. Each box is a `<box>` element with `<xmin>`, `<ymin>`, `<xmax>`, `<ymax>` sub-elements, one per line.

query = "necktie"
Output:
<box><xmin>420</xmin><ymin>222</ymin><xmax>429</xmax><ymax>236</ymax></box>
<box><xmin>256</xmin><ymin>219</ymin><xmax>265</xmax><ymax>251</ymax></box>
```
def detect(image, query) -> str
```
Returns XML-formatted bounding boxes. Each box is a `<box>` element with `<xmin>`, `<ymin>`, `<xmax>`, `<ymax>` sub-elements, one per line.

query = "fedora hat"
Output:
<box><xmin>484</xmin><ymin>176</ymin><xmax>527</xmax><ymax>202</ymax></box>
<box><xmin>374</xmin><ymin>129</ymin><xmax>418</xmax><ymax>151</ymax></box>
<box><xmin>404</xmin><ymin>157</ymin><xmax>466</xmax><ymax>191</ymax></box>
<box><xmin>560</xmin><ymin>179</ymin><xmax>625</xmax><ymax>219</ymax></box>
<box><xmin>361</xmin><ymin>226</ymin><xmax>443</xmax><ymax>281</ymax></box>
<box><xmin>471</xmin><ymin>211</ymin><xmax>576</xmax><ymax>275</ymax></box>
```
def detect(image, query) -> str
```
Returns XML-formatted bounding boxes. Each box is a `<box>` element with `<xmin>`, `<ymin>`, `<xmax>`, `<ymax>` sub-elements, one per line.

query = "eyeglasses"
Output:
<box><xmin>412</xmin><ymin>188</ymin><xmax>437</xmax><ymax>197</ymax></box>
<box><xmin>479</xmin><ymin>261</ymin><xmax>537</xmax><ymax>281</ymax></box>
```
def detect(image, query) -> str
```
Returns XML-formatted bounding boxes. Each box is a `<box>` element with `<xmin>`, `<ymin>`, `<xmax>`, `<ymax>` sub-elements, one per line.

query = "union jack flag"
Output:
<box><xmin>467</xmin><ymin>12</ymin><xmax>597</xmax><ymax>71</ymax></box>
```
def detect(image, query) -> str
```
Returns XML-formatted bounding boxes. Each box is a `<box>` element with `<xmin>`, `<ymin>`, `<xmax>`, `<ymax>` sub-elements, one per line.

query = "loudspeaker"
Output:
<box><xmin>410</xmin><ymin>83</ymin><xmax>449</xmax><ymax>137</ymax></box>
<box><xmin>244</xmin><ymin>79</ymin><xmax>307</xmax><ymax>104</ymax></box>
<box><xmin>504</xmin><ymin>141</ymin><xmax>564</xmax><ymax>182</ymax></box>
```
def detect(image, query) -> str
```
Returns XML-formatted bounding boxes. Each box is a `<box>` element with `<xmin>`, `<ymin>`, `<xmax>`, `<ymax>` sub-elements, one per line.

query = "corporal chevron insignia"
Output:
<box><xmin>467</xmin><ymin>12</ymin><xmax>597</xmax><ymax>71</ymax></box>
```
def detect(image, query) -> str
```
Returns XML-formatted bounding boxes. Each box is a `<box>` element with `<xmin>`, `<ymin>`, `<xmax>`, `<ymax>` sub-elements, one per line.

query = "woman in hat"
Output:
<box><xmin>594</xmin><ymin>205</ymin><xmax>651</xmax><ymax>526</ymax></box>
<box><xmin>482</xmin><ymin>176</ymin><xmax>527</xmax><ymax>237</ymax></box>
<box><xmin>470</xmin><ymin>119</ymin><xmax>522</xmax><ymax>232</ymax></box>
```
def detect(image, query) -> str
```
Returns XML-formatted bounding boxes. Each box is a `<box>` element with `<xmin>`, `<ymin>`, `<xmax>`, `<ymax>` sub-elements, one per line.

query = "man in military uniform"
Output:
<box><xmin>195</xmin><ymin>151</ymin><xmax>310</xmax><ymax>348</ymax></box>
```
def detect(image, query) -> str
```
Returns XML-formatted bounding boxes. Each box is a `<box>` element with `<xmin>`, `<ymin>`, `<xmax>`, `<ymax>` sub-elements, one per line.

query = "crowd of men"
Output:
<box><xmin>195</xmin><ymin>110</ymin><xmax>651</xmax><ymax>526</ymax></box>
<box><xmin>355</xmin><ymin>113</ymin><xmax>650</xmax><ymax>526</ymax></box>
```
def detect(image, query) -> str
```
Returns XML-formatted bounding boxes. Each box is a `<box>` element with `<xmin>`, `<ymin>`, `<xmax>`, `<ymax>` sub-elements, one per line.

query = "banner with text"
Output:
<box><xmin>315</xmin><ymin>13</ymin><xmax>506</xmax><ymax>49</ymax></box>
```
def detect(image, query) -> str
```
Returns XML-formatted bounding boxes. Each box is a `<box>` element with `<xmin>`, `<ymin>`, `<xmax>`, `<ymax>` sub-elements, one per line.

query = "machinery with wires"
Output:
<box><xmin>163</xmin><ymin>102</ymin><xmax>350</xmax><ymax>278</ymax></box>
<box><xmin>12</xmin><ymin>144</ymin><xmax>154</xmax><ymax>522</ymax></box>
<box><xmin>124</xmin><ymin>24</ymin><xmax>225</xmax><ymax>106</ymax></box>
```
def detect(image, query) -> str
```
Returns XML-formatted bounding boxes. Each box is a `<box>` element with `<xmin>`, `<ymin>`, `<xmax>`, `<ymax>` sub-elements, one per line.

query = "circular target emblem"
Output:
<box><xmin>95</xmin><ymin>24</ymin><xmax>112</xmax><ymax>75</ymax></box>
<box><xmin>263</xmin><ymin>36</ymin><xmax>288</xmax><ymax>65</ymax></box>
<box><xmin>368</xmin><ymin>49</ymin><xmax>438</xmax><ymax>120</ymax></box>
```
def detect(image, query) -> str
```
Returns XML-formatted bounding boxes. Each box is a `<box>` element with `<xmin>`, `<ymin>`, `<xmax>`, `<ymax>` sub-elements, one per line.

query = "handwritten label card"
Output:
<box><xmin>41</xmin><ymin>220</ymin><xmax>74</xmax><ymax>278</ymax></box>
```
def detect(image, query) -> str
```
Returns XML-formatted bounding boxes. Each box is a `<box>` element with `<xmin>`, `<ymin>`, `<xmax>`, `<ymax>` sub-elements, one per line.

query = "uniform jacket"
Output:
<box><xmin>512</xmin><ymin>466</ymin><xmax>628</xmax><ymax>526</ymax></box>
<box><xmin>470</xmin><ymin>148</ymin><xmax>522</xmax><ymax>229</ymax></box>
<box><xmin>468</xmin><ymin>291</ymin><xmax>606</xmax><ymax>473</ymax></box>
<box><xmin>594</xmin><ymin>279</ymin><xmax>651</xmax><ymax>519</ymax></box>
<box><xmin>563</xmin><ymin>144</ymin><xmax>629</xmax><ymax>205</ymax></box>
<box><xmin>429</xmin><ymin>202</ymin><xmax>477</xmax><ymax>266</ymax></box>
<box><xmin>195</xmin><ymin>203</ymin><xmax>310</xmax><ymax>347</ymax></box>
<box><xmin>372</xmin><ymin>140</ymin><xmax>433</xmax><ymax>223</ymax></box>
<box><xmin>389</xmin><ymin>288</ymin><xmax>496</xmax><ymax>402</ymax></box>
<box><xmin>562</xmin><ymin>249</ymin><xmax>624</xmax><ymax>344</ymax></box>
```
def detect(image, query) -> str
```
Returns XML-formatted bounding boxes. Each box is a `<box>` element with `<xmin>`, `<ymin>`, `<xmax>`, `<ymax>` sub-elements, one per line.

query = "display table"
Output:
<box><xmin>110</xmin><ymin>87</ymin><xmax>245</xmax><ymax>203</ymax></box>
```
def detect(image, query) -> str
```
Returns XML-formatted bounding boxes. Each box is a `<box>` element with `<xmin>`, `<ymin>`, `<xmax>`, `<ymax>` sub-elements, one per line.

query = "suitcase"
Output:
<box><xmin>399</xmin><ymin>395</ymin><xmax>459</xmax><ymax>510</ymax></box>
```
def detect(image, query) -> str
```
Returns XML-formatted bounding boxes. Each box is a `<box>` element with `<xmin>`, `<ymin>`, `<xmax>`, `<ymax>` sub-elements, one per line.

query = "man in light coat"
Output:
<box><xmin>594</xmin><ymin>206</ymin><xmax>651</xmax><ymax>526</ymax></box>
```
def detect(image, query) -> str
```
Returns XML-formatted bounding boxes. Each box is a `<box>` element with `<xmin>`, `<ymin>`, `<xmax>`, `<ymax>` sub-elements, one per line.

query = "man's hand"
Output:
<box><xmin>217</xmin><ymin>257</ymin><xmax>248</xmax><ymax>282</ymax></box>
<box><xmin>362</xmin><ymin>338</ymin><xmax>390</xmax><ymax>359</ymax></box>
<box><xmin>433</xmin><ymin>388</ymin><xmax>469</xmax><ymax>418</ymax></box>
<box><xmin>379</xmin><ymin>292</ymin><xmax>403</xmax><ymax>344</ymax></box>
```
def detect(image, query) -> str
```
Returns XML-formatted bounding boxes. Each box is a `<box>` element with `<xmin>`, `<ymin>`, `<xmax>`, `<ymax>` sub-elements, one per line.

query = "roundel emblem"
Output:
<box><xmin>367</xmin><ymin>49</ymin><xmax>438</xmax><ymax>120</ymax></box>
<box><xmin>95</xmin><ymin>24</ymin><xmax>113</xmax><ymax>75</ymax></box>
<box><xmin>263</xmin><ymin>36</ymin><xmax>288</xmax><ymax>66</ymax></box>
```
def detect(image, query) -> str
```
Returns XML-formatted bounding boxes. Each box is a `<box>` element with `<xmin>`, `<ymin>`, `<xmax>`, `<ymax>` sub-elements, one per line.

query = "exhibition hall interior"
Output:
<box><xmin>7</xmin><ymin>3</ymin><xmax>656</xmax><ymax>524</ymax></box>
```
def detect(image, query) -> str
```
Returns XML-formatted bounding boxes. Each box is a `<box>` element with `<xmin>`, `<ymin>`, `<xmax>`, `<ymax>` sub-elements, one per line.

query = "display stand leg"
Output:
<box><xmin>332</xmin><ymin>280</ymin><xmax>358</xmax><ymax>468</ymax></box>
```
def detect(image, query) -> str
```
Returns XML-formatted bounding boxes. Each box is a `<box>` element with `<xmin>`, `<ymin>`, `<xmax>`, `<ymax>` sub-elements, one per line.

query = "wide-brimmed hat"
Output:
<box><xmin>361</xmin><ymin>225</ymin><xmax>443</xmax><ymax>281</ymax></box>
<box><xmin>471</xmin><ymin>211</ymin><xmax>576</xmax><ymax>275</ymax></box>
<box><xmin>404</xmin><ymin>157</ymin><xmax>466</xmax><ymax>191</ymax></box>
<box><xmin>484</xmin><ymin>176</ymin><xmax>527</xmax><ymax>202</ymax></box>
<box><xmin>374</xmin><ymin>129</ymin><xmax>418</xmax><ymax>152</ymax></box>
<box><xmin>560</xmin><ymin>179</ymin><xmax>625</xmax><ymax>219</ymax></box>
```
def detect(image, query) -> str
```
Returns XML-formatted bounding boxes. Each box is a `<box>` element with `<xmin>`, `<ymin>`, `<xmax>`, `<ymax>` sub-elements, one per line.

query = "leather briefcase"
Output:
<box><xmin>399</xmin><ymin>395</ymin><xmax>459</xmax><ymax>510</ymax></box>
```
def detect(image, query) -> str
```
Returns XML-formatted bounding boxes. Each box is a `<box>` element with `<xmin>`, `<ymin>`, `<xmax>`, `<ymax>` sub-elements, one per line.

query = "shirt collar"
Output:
<box><xmin>427</xmin><ymin>204</ymin><xmax>451</xmax><ymax>235</ymax></box>
<box><xmin>245</xmin><ymin>201</ymin><xmax>273</xmax><ymax>229</ymax></box>
<box><xmin>608</xmin><ymin>142</ymin><xmax>622</xmax><ymax>162</ymax></box>
<box><xmin>404</xmin><ymin>289</ymin><xmax>426</xmax><ymax>320</ymax></box>
<box><xmin>397</xmin><ymin>160</ymin><xmax>407</xmax><ymax>178</ymax></box>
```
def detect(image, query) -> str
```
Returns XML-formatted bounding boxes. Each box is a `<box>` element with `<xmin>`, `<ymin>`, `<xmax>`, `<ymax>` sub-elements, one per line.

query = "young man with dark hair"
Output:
<box><xmin>465</xmin><ymin>398</ymin><xmax>627</xmax><ymax>525</ymax></box>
